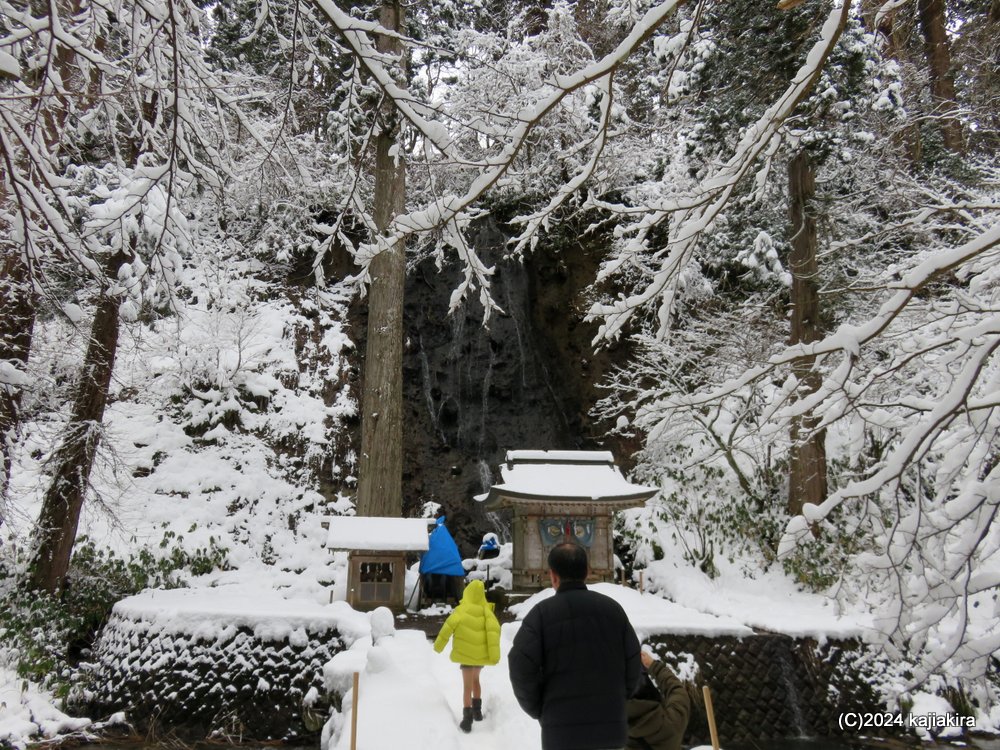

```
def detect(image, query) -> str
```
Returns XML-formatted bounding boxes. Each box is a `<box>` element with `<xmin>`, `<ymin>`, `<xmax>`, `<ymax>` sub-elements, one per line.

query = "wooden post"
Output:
<box><xmin>703</xmin><ymin>685</ymin><xmax>720</xmax><ymax>750</ymax></box>
<box><xmin>350</xmin><ymin>671</ymin><xmax>360</xmax><ymax>750</ymax></box>
<box><xmin>639</xmin><ymin>570</ymin><xmax>645</xmax><ymax>593</ymax></box>
<box><xmin>620</xmin><ymin>568</ymin><xmax>626</xmax><ymax>585</ymax></box>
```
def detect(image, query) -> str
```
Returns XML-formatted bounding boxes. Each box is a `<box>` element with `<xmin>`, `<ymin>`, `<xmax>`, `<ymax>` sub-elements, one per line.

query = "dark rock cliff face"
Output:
<box><xmin>346</xmin><ymin>214</ymin><xmax>639</xmax><ymax>556</ymax></box>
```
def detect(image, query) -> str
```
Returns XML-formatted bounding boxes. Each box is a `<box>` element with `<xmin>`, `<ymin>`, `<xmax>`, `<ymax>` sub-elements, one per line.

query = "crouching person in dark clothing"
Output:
<box><xmin>626</xmin><ymin>650</ymin><xmax>690</xmax><ymax>750</ymax></box>
<box><xmin>508</xmin><ymin>542</ymin><xmax>642</xmax><ymax>750</ymax></box>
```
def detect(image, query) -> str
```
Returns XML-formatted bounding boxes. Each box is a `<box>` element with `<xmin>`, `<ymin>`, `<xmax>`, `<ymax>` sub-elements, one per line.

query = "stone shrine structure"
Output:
<box><xmin>476</xmin><ymin>450</ymin><xmax>657</xmax><ymax>590</ymax></box>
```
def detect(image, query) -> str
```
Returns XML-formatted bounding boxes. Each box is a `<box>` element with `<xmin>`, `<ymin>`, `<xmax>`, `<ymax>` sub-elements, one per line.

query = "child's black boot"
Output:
<box><xmin>472</xmin><ymin>698</ymin><xmax>484</xmax><ymax>721</ymax></box>
<box><xmin>460</xmin><ymin>707</ymin><xmax>474</xmax><ymax>733</ymax></box>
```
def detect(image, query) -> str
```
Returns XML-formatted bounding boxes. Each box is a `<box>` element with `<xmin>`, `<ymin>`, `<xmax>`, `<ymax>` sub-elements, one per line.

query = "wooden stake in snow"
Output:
<box><xmin>350</xmin><ymin>672</ymin><xmax>360</xmax><ymax>750</ymax></box>
<box><xmin>703</xmin><ymin>685</ymin><xmax>720</xmax><ymax>750</ymax></box>
<box><xmin>639</xmin><ymin>570</ymin><xmax>645</xmax><ymax>593</ymax></box>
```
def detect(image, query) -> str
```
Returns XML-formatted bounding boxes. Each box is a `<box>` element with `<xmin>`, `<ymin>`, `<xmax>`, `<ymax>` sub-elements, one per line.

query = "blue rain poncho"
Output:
<box><xmin>419</xmin><ymin>516</ymin><xmax>466</xmax><ymax>576</ymax></box>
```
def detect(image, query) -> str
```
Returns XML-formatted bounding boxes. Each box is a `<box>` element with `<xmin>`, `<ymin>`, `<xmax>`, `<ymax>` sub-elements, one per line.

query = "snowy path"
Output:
<box><xmin>327</xmin><ymin>623</ymin><xmax>541</xmax><ymax>750</ymax></box>
<box><xmin>323</xmin><ymin>577</ymin><xmax>872</xmax><ymax>750</ymax></box>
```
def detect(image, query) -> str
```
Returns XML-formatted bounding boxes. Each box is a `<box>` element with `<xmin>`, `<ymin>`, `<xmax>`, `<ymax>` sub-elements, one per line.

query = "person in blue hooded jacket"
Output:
<box><xmin>478</xmin><ymin>532</ymin><xmax>501</xmax><ymax>560</ymax></box>
<box><xmin>420</xmin><ymin>513</ymin><xmax>466</xmax><ymax>602</ymax></box>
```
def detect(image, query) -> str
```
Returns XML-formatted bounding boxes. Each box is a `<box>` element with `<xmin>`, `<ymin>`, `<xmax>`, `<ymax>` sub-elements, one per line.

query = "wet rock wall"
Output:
<box><xmin>394</xmin><ymin>214</ymin><xmax>638</xmax><ymax>553</ymax></box>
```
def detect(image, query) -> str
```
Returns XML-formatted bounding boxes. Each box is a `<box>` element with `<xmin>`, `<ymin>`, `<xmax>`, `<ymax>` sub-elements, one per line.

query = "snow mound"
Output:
<box><xmin>111</xmin><ymin>584</ymin><xmax>371</xmax><ymax>642</ymax></box>
<box><xmin>509</xmin><ymin>583</ymin><xmax>754</xmax><ymax>638</ymax></box>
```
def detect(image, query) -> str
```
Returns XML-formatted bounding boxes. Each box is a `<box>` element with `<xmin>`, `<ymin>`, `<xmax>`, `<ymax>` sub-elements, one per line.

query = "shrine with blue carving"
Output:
<box><xmin>476</xmin><ymin>450</ymin><xmax>658</xmax><ymax>590</ymax></box>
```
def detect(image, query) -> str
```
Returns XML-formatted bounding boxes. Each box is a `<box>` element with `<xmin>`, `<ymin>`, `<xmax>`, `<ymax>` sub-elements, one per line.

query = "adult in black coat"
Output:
<box><xmin>508</xmin><ymin>542</ymin><xmax>642</xmax><ymax>750</ymax></box>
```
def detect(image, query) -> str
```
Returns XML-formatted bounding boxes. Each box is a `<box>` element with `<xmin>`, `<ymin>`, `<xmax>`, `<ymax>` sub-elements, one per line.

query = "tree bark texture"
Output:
<box><xmin>966</xmin><ymin>0</ymin><xmax>1000</xmax><ymax>154</ymax></box>
<box><xmin>786</xmin><ymin>151</ymin><xmax>828</xmax><ymax>518</ymax></box>
<box><xmin>355</xmin><ymin>0</ymin><xmax>406</xmax><ymax>519</ymax></box>
<box><xmin>2</xmin><ymin>0</ymin><xmax>91</xmax><ymax>508</ymax></box>
<box><xmin>28</xmin><ymin>258</ymin><xmax>125</xmax><ymax>592</ymax></box>
<box><xmin>917</xmin><ymin>0</ymin><xmax>964</xmax><ymax>151</ymax></box>
<box><xmin>0</xmin><ymin>249</ymin><xmax>36</xmax><ymax>507</ymax></box>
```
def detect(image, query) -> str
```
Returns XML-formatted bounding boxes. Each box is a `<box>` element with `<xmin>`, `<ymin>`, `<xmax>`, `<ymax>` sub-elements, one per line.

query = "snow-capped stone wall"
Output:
<box><xmin>81</xmin><ymin>588</ymin><xmax>372</xmax><ymax>740</ymax></box>
<box><xmin>647</xmin><ymin>634</ymin><xmax>897</xmax><ymax>743</ymax></box>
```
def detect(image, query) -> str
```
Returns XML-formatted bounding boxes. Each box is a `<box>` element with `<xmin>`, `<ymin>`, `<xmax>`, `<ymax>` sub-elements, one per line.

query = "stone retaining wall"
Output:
<box><xmin>647</xmin><ymin>633</ymin><xmax>892</xmax><ymax>744</ymax></box>
<box><xmin>80</xmin><ymin>606</ymin><xmax>346</xmax><ymax>740</ymax></box>
<box><xmin>81</xmin><ymin>602</ymin><xmax>890</xmax><ymax>743</ymax></box>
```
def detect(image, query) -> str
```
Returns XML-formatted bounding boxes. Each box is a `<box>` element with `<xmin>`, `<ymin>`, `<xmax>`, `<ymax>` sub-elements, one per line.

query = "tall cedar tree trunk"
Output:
<box><xmin>29</xmin><ymin>253</ymin><xmax>127</xmax><ymax>591</ymax></box>
<box><xmin>355</xmin><ymin>0</ymin><xmax>406</xmax><ymax>518</ymax></box>
<box><xmin>0</xmin><ymin>251</ymin><xmax>36</xmax><ymax>508</ymax></box>
<box><xmin>990</xmin><ymin>0</ymin><xmax>1000</xmax><ymax>151</ymax></box>
<box><xmin>786</xmin><ymin>151</ymin><xmax>828</xmax><ymax>518</ymax></box>
<box><xmin>0</xmin><ymin>0</ymin><xmax>88</xmax><ymax>513</ymax></box>
<box><xmin>917</xmin><ymin>0</ymin><xmax>963</xmax><ymax>151</ymax></box>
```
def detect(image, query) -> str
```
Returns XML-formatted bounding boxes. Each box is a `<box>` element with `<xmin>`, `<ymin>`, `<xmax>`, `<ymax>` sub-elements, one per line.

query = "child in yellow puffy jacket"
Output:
<box><xmin>433</xmin><ymin>579</ymin><xmax>501</xmax><ymax>733</ymax></box>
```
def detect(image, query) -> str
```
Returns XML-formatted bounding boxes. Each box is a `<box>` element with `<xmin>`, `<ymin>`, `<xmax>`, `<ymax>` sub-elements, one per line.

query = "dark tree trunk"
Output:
<box><xmin>917</xmin><ymin>0</ymin><xmax>963</xmax><ymax>151</ymax></box>
<box><xmin>28</xmin><ymin>258</ymin><xmax>125</xmax><ymax>592</ymax></box>
<box><xmin>3</xmin><ymin>0</ymin><xmax>88</xmax><ymax>512</ymax></box>
<box><xmin>786</xmin><ymin>150</ymin><xmax>828</xmax><ymax>518</ymax></box>
<box><xmin>968</xmin><ymin>0</ymin><xmax>1000</xmax><ymax>153</ymax></box>
<box><xmin>0</xmin><ymin>249</ymin><xmax>36</xmax><ymax>508</ymax></box>
<box><xmin>356</xmin><ymin>0</ymin><xmax>406</xmax><ymax>519</ymax></box>
<box><xmin>871</xmin><ymin>9</ymin><xmax>924</xmax><ymax>165</ymax></box>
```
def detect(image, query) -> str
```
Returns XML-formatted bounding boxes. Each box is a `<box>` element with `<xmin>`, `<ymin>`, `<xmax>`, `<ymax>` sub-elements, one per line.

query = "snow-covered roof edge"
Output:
<box><xmin>505</xmin><ymin>449</ymin><xmax>615</xmax><ymax>464</ymax></box>
<box><xmin>324</xmin><ymin>516</ymin><xmax>432</xmax><ymax>551</ymax></box>
<box><xmin>476</xmin><ymin>450</ymin><xmax>658</xmax><ymax>507</ymax></box>
<box><xmin>477</xmin><ymin>486</ymin><xmax>656</xmax><ymax>506</ymax></box>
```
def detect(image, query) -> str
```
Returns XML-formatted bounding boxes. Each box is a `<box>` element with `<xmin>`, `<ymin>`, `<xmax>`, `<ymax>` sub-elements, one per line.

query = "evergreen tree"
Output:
<box><xmin>355</xmin><ymin>0</ymin><xmax>407</xmax><ymax>519</ymax></box>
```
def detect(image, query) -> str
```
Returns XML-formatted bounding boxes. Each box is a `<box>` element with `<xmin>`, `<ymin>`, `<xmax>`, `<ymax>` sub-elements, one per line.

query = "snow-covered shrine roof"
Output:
<box><xmin>324</xmin><ymin>516</ymin><xmax>432</xmax><ymax>552</ymax></box>
<box><xmin>475</xmin><ymin>450</ymin><xmax>658</xmax><ymax>508</ymax></box>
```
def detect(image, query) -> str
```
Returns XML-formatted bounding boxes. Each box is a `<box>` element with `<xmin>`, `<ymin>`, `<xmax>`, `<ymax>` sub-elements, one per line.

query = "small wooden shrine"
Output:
<box><xmin>476</xmin><ymin>450</ymin><xmax>658</xmax><ymax>590</ymax></box>
<box><xmin>323</xmin><ymin>516</ymin><xmax>431</xmax><ymax>611</ymax></box>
